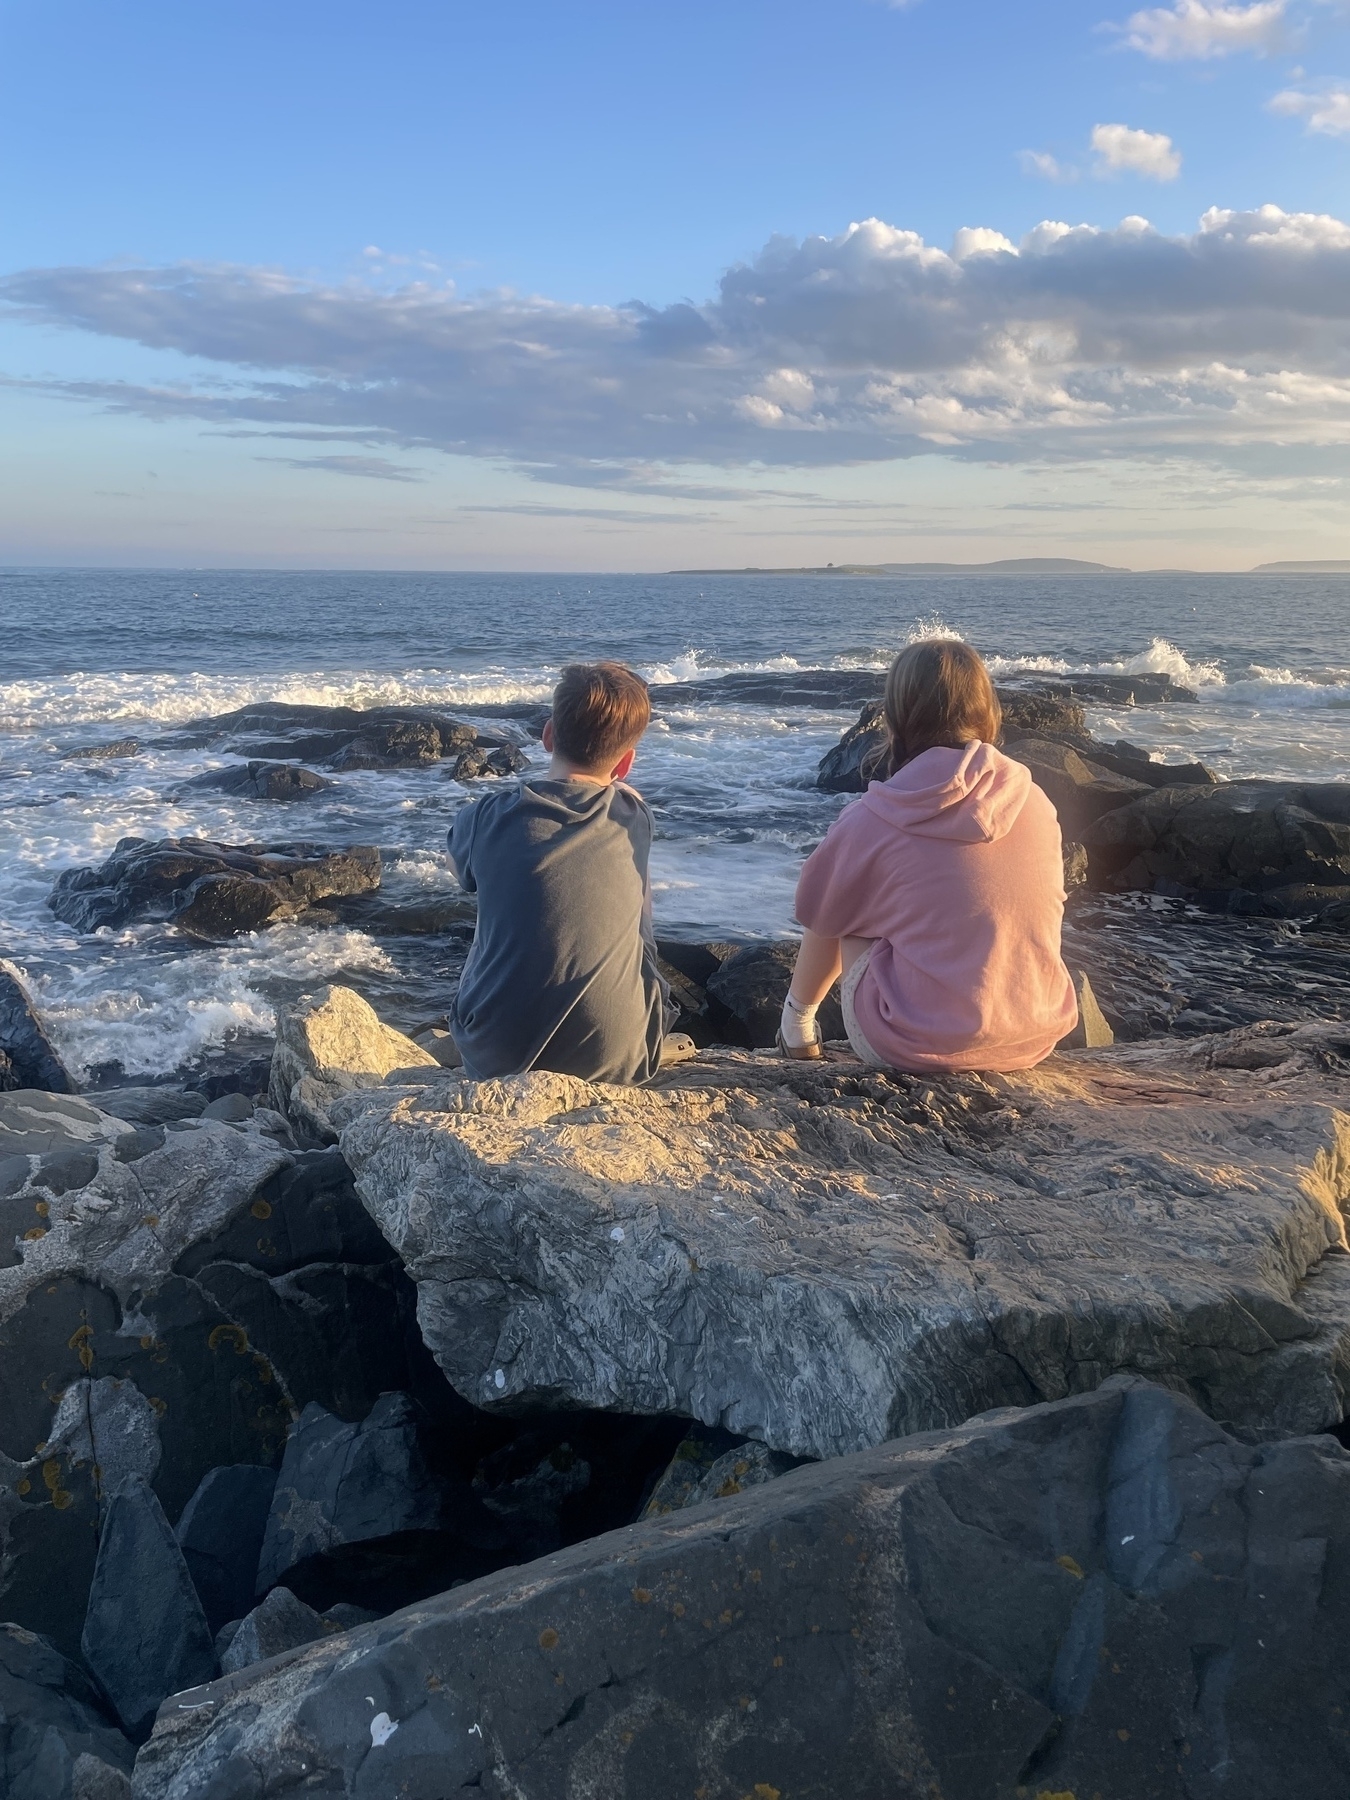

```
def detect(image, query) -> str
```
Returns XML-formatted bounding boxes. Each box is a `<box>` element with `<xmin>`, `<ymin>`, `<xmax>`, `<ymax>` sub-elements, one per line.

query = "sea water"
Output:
<box><xmin>1</xmin><ymin>568</ymin><xmax>1346</xmax><ymax>1079</ymax></box>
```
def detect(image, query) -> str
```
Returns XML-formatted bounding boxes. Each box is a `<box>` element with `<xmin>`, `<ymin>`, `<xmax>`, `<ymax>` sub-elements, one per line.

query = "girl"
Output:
<box><xmin>780</xmin><ymin>638</ymin><xmax>1077</xmax><ymax>1071</ymax></box>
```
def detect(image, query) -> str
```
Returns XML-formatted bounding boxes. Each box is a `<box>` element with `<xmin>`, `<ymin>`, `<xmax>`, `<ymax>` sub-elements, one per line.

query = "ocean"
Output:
<box><xmin>2</xmin><ymin>567</ymin><xmax>1347</xmax><ymax>1082</ymax></box>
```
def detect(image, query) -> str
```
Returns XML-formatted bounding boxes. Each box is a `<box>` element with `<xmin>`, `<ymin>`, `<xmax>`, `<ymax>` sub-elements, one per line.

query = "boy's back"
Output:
<box><xmin>448</xmin><ymin>774</ymin><xmax>665</xmax><ymax>1084</ymax></box>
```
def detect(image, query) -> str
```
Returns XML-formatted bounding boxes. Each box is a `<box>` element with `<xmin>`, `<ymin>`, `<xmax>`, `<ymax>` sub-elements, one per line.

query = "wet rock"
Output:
<box><xmin>1002</xmin><ymin>736</ymin><xmax>1152</xmax><ymax>839</ymax></box>
<box><xmin>138</xmin><ymin>1377</ymin><xmax>1350</xmax><ymax>1800</ymax></box>
<box><xmin>218</xmin><ymin>1585</ymin><xmax>328</xmax><ymax>1675</ymax></box>
<box><xmin>337</xmin><ymin>1025</ymin><xmax>1350</xmax><ymax>1461</ymax></box>
<box><xmin>1083</xmin><ymin>779</ymin><xmax>1350</xmax><ymax>906</ymax></box>
<box><xmin>449</xmin><ymin>742</ymin><xmax>529</xmax><ymax>781</ymax></box>
<box><xmin>81</xmin><ymin>1474</ymin><xmax>217</xmax><ymax>1742</ymax></box>
<box><xmin>186</xmin><ymin>1055</ymin><xmax>274</xmax><ymax>1104</ymax></box>
<box><xmin>0</xmin><ymin>1621</ymin><xmax>134</xmax><ymax>1800</ymax></box>
<box><xmin>47</xmin><ymin>837</ymin><xmax>381</xmax><ymax>936</ymax></box>
<box><xmin>269</xmin><ymin>985</ymin><xmax>439</xmax><ymax>1145</ymax></box>
<box><xmin>180</xmin><ymin>761</ymin><xmax>336</xmax><ymax>801</ymax></box>
<box><xmin>62</xmin><ymin>737</ymin><xmax>141</xmax><ymax>762</ymax></box>
<box><xmin>154</xmin><ymin>701</ymin><xmax>527</xmax><ymax>772</ymax></box>
<box><xmin>704</xmin><ymin>940</ymin><xmax>843</xmax><ymax>1048</ymax></box>
<box><xmin>1080</xmin><ymin>740</ymin><xmax>1220</xmax><ymax>789</ymax></box>
<box><xmin>1039</xmin><ymin>670</ymin><xmax>1199</xmax><ymax>704</ymax></box>
<box><xmin>0</xmin><ymin>961</ymin><xmax>76</xmax><ymax>1094</ymax></box>
<box><xmin>320</xmin><ymin>891</ymin><xmax>477</xmax><ymax>936</ymax></box>
<box><xmin>175</xmin><ymin>1465</ymin><xmax>278</xmax><ymax>1636</ymax></box>
<box><xmin>814</xmin><ymin>699</ymin><xmax>888</xmax><ymax>792</ymax></box>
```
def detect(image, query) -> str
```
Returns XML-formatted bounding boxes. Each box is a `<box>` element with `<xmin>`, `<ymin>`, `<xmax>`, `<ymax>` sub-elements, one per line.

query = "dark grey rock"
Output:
<box><xmin>0</xmin><ymin>961</ymin><xmax>76</xmax><ymax>1094</ymax></box>
<box><xmin>93</xmin><ymin>1088</ymin><xmax>207</xmax><ymax>1127</ymax></box>
<box><xmin>199</xmin><ymin>1092</ymin><xmax>254</xmax><ymax>1122</ymax></box>
<box><xmin>643</xmin><ymin>1426</ymin><xmax>798</xmax><ymax>1518</ymax></box>
<box><xmin>137</xmin><ymin>1378</ymin><xmax>1350</xmax><ymax>1800</ymax></box>
<box><xmin>181</xmin><ymin>761</ymin><xmax>336</xmax><ymax>801</ymax></box>
<box><xmin>0</xmin><ymin>1621</ymin><xmax>134</xmax><ymax>1800</ymax></box>
<box><xmin>1083</xmin><ymin>779</ymin><xmax>1350</xmax><ymax>905</ymax></box>
<box><xmin>81</xmin><ymin>1475</ymin><xmax>217</xmax><ymax>1741</ymax></box>
<box><xmin>175</xmin><ymin>1465</ymin><xmax>278</xmax><ymax>1635</ymax></box>
<box><xmin>256</xmin><ymin>1394</ymin><xmax>457</xmax><ymax>1594</ymax></box>
<box><xmin>1002</xmin><ymin>735</ymin><xmax>1152</xmax><ymax>840</ymax></box>
<box><xmin>704</xmin><ymin>940</ymin><xmax>844</xmax><ymax>1047</ymax></box>
<box><xmin>47</xmin><ymin>837</ymin><xmax>381</xmax><ymax>936</ymax></box>
<box><xmin>218</xmin><ymin>1585</ymin><xmax>328</xmax><ymax>1674</ymax></box>
<box><xmin>173</xmin><ymin>1148</ymin><xmax>392</xmax><ymax>1279</ymax></box>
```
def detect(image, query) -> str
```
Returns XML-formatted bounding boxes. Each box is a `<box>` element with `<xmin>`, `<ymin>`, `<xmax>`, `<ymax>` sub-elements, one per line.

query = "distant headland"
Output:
<box><xmin>670</xmin><ymin>557</ymin><xmax>1350</xmax><ymax>576</ymax></box>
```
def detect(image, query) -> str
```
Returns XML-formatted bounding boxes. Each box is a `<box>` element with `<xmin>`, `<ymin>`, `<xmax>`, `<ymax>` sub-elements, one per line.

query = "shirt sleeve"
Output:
<box><xmin>447</xmin><ymin>801</ymin><xmax>481</xmax><ymax>894</ymax></box>
<box><xmin>793</xmin><ymin>803</ymin><xmax>877</xmax><ymax>939</ymax></box>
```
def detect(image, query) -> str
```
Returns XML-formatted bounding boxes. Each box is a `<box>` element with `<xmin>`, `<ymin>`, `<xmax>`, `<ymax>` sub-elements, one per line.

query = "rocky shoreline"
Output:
<box><xmin>3</xmin><ymin>677</ymin><xmax>1350</xmax><ymax>1796</ymax></box>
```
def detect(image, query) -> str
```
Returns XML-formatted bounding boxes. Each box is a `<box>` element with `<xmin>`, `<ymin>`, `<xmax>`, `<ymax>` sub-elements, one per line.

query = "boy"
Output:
<box><xmin>447</xmin><ymin>660</ymin><xmax>672</xmax><ymax>1084</ymax></box>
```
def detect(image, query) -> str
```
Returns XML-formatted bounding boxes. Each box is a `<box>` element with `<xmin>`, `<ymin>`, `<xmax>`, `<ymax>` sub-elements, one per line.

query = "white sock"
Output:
<box><xmin>780</xmin><ymin>991</ymin><xmax>820</xmax><ymax>1049</ymax></box>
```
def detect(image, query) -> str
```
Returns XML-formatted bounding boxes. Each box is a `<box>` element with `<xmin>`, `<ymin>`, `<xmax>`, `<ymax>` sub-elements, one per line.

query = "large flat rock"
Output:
<box><xmin>336</xmin><ymin>1024</ymin><xmax>1350</xmax><ymax>1460</ymax></box>
<box><xmin>134</xmin><ymin>1377</ymin><xmax>1350</xmax><ymax>1800</ymax></box>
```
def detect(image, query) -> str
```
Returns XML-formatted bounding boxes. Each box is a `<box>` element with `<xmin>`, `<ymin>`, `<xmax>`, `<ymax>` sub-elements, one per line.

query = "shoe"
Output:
<box><xmin>658</xmin><ymin>1032</ymin><xmax>697</xmax><ymax>1069</ymax></box>
<box><xmin>776</xmin><ymin>1027</ymin><xmax>823</xmax><ymax>1062</ymax></box>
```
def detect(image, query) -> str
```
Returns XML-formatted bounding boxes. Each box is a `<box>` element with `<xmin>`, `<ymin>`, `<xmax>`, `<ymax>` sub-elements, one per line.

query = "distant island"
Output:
<box><xmin>671</xmin><ymin>557</ymin><xmax>1350</xmax><ymax>576</ymax></box>
<box><xmin>671</xmin><ymin>558</ymin><xmax>1130</xmax><ymax>575</ymax></box>
<box><xmin>1252</xmin><ymin>560</ymin><xmax>1350</xmax><ymax>573</ymax></box>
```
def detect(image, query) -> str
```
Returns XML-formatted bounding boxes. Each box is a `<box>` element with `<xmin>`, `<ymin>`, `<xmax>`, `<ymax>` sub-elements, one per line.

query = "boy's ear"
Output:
<box><xmin>612</xmin><ymin>746</ymin><xmax>637</xmax><ymax>782</ymax></box>
<box><xmin>541</xmin><ymin>718</ymin><xmax>555</xmax><ymax>752</ymax></box>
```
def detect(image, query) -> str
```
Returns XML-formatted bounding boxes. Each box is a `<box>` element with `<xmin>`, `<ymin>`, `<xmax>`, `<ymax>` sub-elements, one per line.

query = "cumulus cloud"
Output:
<box><xmin>1269</xmin><ymin>83</ymin><xmax>1350</xmax><ymax>135</ymax></box>
<box><xmin>1091</xmin><ymin>123</ymin><xmax>1183</xmax><ymax>180</ymax></box>
<box><xmin>1116</xmin><ymin>0</ymin><xmax>1287</xmax><ymax>59</ymax></box>
<box><xmin>5</xmin><ymin>205</ymin><xmax>1350</xmax><ymax>482</ymax></box>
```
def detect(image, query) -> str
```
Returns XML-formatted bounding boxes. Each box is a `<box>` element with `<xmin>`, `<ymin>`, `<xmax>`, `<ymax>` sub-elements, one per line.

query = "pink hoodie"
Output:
<box><xmin>796</xmin><ymin>742</ymin><xmax>1077</xmax><ymax>1072</ymax></box>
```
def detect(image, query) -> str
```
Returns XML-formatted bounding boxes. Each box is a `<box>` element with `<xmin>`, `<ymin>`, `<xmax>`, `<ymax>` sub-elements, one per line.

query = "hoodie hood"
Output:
<box><xmin>859</xmin><ymin>742</ymin><xmax>1031</xmax><ymax>843</ymax></box>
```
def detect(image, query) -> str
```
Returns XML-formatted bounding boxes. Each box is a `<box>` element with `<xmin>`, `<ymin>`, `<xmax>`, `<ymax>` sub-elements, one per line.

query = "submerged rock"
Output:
<box><xmin>337</xmin><ymin>1025</ymin><xmax>1350</xmax><ymax>1460</ymax></box>
<box><xmin>47</xmin><ymin>837</ymin><xmax>381</xmax><ymax>937</ymax></box>
<box><xmin>138</xmin><ymin>1377</ymin><xmax>1350</xmax><ymax>1800</ymax></box>
<box><xmin>0</xmin><ymin>1621</ymin><xmax>134</xmax><ymax>1800</ymax></box>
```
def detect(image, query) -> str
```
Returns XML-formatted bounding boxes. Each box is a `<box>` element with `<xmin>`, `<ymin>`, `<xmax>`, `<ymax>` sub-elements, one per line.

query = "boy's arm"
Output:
<box><xmin>447</xmin><ymin>801</ymin><xmax>481</xmax><ymax>893</ymax></box>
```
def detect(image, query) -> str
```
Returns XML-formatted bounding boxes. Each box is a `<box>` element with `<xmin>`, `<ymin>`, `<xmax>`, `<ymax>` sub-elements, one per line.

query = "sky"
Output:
<box><xmin>2</xmin><ymin>0</ymin><xmax>1350</xmax><ymax>570</ymax></box>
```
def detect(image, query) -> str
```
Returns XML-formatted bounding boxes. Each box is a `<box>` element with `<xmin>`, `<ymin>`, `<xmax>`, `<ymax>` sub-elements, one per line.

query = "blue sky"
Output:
<box><xmin>2</xmin><ymin>0</ymin><xmax>1349</xmax><ymax>568</ymax></box>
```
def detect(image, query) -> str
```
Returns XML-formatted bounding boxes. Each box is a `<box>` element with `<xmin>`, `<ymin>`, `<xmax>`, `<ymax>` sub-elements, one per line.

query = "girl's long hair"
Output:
<box><xmin>865</xmin><ymin>638</ymin><xmax>1002</xmax><ymax>781</ymax></box>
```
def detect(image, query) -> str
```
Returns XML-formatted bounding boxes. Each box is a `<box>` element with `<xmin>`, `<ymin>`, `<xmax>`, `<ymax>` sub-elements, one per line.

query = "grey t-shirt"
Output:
<box><xmin>448</xmin><ymin>777</ymin><xmax>667</xmax><ymax>1084</ymax></box>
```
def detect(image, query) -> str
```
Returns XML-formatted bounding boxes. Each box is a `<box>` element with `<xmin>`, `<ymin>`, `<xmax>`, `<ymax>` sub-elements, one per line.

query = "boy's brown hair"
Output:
<box><xmin>551</xmin><ymin>661</ymin><xmax>651</xmax><ymax>770</ymax></box>
<box><xmin>870</xmin><ymin>638</ymin><xmax>1002</xmax><ymax>780</ymax></box>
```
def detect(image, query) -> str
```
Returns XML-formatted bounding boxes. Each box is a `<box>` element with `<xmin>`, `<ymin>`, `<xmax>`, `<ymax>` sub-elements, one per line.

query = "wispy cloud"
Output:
<box><xmin>1019</xmin><ymin>149</ymin><xmax>1078</xmax><ymax>182</ymax></box>
<box><xmin>258</xmin><ymin>454</ymin><xmax>425</xmax><ymax>482</ymax></box>
<box><xmin>1090</xmin><ymin>122</ymin><xmax>1183</xmax><ymax>179</ymax></box>
<box><xmin>1113</xmin><ymin>0</ymin><xmax>1288</xmax><ymax>59</ymax></box>
<box><xmin>1269</xmin><ymin>82</ymin><xmax>1350</xmax><ymax>135</ymax></box>
<box><xmin>6</xmin><ymin>203</ymin><xmax>1350</xmax><ymax>483</ymax></box>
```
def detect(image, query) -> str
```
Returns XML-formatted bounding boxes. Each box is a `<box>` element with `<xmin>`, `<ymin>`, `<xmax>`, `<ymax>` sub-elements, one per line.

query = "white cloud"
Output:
<box><xmin>1019</xmin><ymin>149</ymin><xmax>1077</xmax><ymax>182</ymax></box>
<box><xmin>1091</xmin><ymin>122</ymin><xmax>1183</xmax><ymax>179</ymax></box>
<box><xmin>1117</xmin><ymin>0</ymin><xmax>1287</xmax><ymax>59</ymax></box>
<box><xmin>1269</xmin><ymin>83</ymin><xmax>1350</xmax><ymax>135</ymax></box>
<box><xmin>6</xmin><ymin>204</ymin><xmax>1350</xmax><ymax>481</ymax></box>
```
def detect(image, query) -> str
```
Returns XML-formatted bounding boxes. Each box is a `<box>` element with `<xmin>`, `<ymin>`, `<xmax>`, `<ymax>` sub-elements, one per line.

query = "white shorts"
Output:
<box><xmin>839</xmin><ymin>940</ymin><xmax>888</xmax><ymax>1068</ymax></box>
